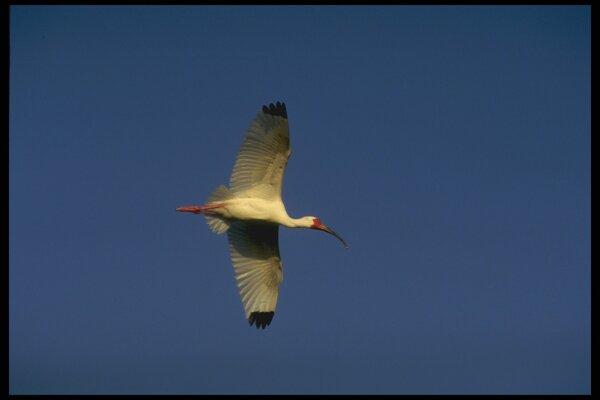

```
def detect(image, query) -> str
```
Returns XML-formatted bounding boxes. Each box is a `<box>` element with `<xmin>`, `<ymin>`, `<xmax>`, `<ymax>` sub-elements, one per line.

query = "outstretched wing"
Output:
<box><xmin>227</xmin><ymin>220</ymin><xmax>283</xmax><ymax>329</ymax></box>
<box><xmin>229</xmin><ymin>101</ymin><xmax>291</xmax><ymax>200</ymax></box>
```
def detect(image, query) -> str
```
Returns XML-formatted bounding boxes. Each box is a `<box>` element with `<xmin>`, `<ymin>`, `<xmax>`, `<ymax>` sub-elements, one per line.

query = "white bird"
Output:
<box><xmin>177</xmin><ymin>101</ymin><xmax>348</xmax><ymax>329</ymax></box>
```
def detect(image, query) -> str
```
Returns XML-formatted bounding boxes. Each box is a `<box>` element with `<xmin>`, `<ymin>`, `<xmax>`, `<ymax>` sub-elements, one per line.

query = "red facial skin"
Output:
<box><xmin>311</xmin><ymin>218</ymin><xmax>324</xmax><ymax>229</ymax></box>
<box><xmin>309</xmin><ymin>217</ymin><xmax>348</xmax><ymax>249</ymax></box>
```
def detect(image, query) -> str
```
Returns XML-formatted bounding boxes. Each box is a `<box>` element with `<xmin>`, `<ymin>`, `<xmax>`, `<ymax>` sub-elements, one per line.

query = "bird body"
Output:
<box><xmin>179</xmin><ymin>196</ymin><xmax>315</xmax><ymax>228</ymax></box>
<box><xmin>209</xmin><ymin>196</ymin><xmax>291</xmax><ymax>225</ymax></box>
<box><xmin>177</xmin><ymin>102</ymin><xmax>347</xmax><ymax>329</ymax></box>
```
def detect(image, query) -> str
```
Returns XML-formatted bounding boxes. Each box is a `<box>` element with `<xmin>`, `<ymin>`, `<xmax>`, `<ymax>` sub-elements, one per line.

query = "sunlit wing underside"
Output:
<box><xmin>229</xmin><ymin>102</ymin><xmax>291</xmax><ymax>200</ymax></box>
<box><xmin>227</xmin><ymin>220</ymin><xmax>283</xmax><ymax>329</ymax></box>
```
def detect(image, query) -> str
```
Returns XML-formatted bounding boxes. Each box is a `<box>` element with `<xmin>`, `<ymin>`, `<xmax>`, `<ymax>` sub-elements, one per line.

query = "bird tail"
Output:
<box><xmin>204</xmin><ymin>185</ymin><xmax>234</xmax><ymax>234</ymax></box>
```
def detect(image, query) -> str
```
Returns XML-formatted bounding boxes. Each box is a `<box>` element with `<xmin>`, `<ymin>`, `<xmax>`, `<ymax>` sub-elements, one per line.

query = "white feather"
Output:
<box><xmin>229</xmin><ymin>110</ymin><xmax>291</xmax><ymax>200</ymax></box>
<box><xmin>227</xmin><ymin>221</ymin><xmax>283</xmax><ymax>318</ymax></box>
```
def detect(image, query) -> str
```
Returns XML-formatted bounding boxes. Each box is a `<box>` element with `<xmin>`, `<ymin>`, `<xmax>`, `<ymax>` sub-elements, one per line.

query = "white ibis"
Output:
<box><xmin>177</xmin><ymin>101</ymin><xmax>348</xmax><ymax>329</ymax></box>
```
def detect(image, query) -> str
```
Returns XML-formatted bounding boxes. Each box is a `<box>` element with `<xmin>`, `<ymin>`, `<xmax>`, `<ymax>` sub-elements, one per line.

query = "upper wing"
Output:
<box><xmin>229</xmin><ymin>101</ymin><xmax>291</xmax><ymax>200</ymax></box>
<box><xmin>227</xmin><ymin>220</ymin><xmax>283</xmax><ymax>329</ymax></box>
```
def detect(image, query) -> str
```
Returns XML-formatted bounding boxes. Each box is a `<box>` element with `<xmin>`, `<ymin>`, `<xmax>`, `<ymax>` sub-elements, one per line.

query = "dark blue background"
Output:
<box><xmin>10</xmin><ymin>6</ymin><xmax>590</xmax><ymax>394</ymax></box>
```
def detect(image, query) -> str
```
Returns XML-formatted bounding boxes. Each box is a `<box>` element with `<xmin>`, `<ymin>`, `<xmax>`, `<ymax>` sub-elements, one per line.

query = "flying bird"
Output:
<box><xmin>176</xmin><ymin>101</ymin><xmax>348</xmax><ymax>329</ymax></box>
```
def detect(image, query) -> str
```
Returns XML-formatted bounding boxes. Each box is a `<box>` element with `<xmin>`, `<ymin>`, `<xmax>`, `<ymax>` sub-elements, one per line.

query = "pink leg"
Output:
<box><xmin>176</xmin><ymin>203</ymin><xmax>226</xmax><ymax>215</ymax></box>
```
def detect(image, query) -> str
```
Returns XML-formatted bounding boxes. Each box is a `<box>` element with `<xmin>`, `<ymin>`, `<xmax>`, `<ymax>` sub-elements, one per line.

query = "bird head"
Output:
<box><xmin>305</xmin><ymin>216</ymin><xmax>349</xmax><ymax>249</ymax></box>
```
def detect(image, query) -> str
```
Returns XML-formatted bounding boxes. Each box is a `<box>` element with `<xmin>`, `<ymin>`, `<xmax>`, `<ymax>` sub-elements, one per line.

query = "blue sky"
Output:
<box><xmin>9</xmin><ymin>5</ymin><xmax>590</xmax><ymax>394</ymax></box>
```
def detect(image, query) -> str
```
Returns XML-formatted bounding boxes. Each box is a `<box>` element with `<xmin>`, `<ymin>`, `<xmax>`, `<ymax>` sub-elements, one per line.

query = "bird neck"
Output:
<box><xmin>281</xmin><ymin>216</ymin><xmax>312</xmax><ymax>229</ymax></box>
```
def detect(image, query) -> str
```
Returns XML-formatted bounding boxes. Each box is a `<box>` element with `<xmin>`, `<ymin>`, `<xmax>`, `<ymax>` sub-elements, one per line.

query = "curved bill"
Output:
<box><xmin>321</xmin><ymin>225</ymin><xmax>349</xmax><ymax>249</ymax></box>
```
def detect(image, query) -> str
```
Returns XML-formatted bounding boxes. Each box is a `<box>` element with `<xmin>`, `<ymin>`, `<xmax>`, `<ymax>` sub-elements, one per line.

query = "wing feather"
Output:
<box><xmin>229</xmin><ymin>102</ymin><xmax>291</xmax><ymax>200</ymax></box>
<box><xmin>227</xmin><ymin>221</ymin><xmax>283</xmax><ymax>328</ymax></box>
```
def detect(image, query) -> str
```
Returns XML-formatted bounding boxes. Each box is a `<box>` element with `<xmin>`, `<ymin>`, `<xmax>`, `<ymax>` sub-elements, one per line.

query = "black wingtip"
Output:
<box><xmin>249</xmin><ymin>311</ymin><xmax>275</xmax><ymax>329</ymax></box>
<box><xmin>261</xmin><ymin>101</ymin><xmax>287</xmax><ymax>119</ymax></box>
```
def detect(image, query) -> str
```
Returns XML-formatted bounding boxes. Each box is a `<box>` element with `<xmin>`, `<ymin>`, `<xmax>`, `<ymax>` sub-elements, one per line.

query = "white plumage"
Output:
<box><xmin>177</xmin><ymin>102</ymin><xmax>347</xmax><ymax>329</ymax></box>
